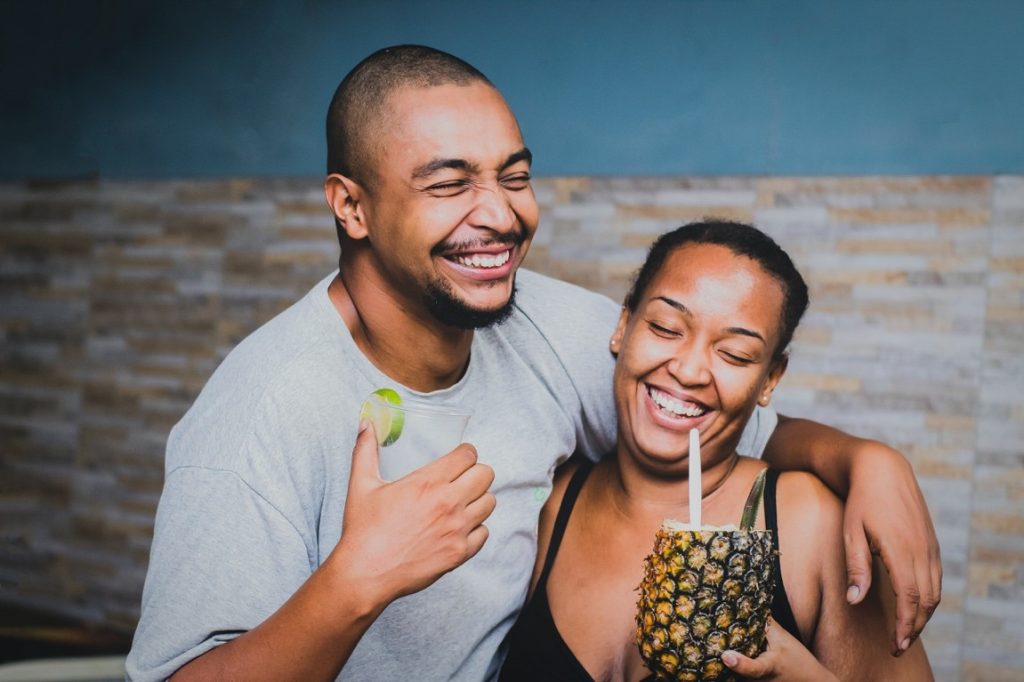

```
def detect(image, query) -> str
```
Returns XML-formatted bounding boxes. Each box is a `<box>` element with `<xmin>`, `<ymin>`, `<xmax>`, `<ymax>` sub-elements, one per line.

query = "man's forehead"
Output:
<box><xmin>381</xmin><ymin>82</ymin><xmax>525</xmax><ymax>170</ymax></box>
<box><xmin>386</xmin><ymin>81</ymin><xmax>516</xmax><ymax>125</ymax></box>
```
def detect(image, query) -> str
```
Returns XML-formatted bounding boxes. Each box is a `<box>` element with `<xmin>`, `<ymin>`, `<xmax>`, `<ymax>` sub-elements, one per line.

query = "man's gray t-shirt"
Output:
<box><xmin>126</xmin><ymin>269</ymin><xmax>776</xmax><ymax>681</ymax></box>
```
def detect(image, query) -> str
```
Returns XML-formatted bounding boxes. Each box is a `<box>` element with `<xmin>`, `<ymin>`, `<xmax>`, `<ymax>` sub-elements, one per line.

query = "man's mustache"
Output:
<box><xmin>431</xmin><ymin>228</ymin><xmax>527</xmax><ymax>256</ymax></box>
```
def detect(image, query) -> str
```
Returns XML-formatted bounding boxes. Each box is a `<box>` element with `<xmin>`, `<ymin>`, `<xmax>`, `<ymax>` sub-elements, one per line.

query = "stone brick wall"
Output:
<box><xmin>2</xmin><ymin>177</ymin><xmax>1021</xmax><ymax>680</ymax></box>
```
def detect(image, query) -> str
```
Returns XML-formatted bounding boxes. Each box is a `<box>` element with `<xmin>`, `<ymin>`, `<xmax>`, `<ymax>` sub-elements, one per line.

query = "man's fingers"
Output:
<box><xmin>843</xmin><ymin>519</ymin><xmax>873</xmax><ymax>604</ymax></box>
<box><xmin>926</xmin><ymin>538</ymin><xmax>943</xmax><ymax>619</ymax></box>
<box><xmin>450</xmin><ymin>460</ymin><xmax>496</xmax><ymax>501</ymax></box>
<box><xmin>886</xmin><ymin>553</ymin><xmax>922</xmax><ymax>656</ymax></box>
<box><xmin>348</xmin><ymin>420</ymin><xmax>383</xmax><ymax>492</ymax></box>
<box><xmin>464</xmin><ymin>490</ymin><xmax>497</xmax><ymax>528</ymax></box>
<box><xmin>911</xmin><ymin>557</ymin><xmax>940</xmax><ymax>643</ymax></box>
<box><xmin>464</xmin><ymin>524</ymin><xmax>490</xmax><ymax>560</ymax></box>
<box><xmin>420</xmin><ymin>443</ymin><xmax>479</xmax><ymax>483</ymax></box>
<box><xmin>880</xmin><ymin>533</ymin><xmax>941</xmax><ymax>655</ymax></box>
<box><xmin>904</xmin><ymin>553</ymin><xmax>940</xmax><ymax>649</ymax></box>
<box><xmin>929</xmin><ymin>548</ymin><xmax>943</xmax><ymax>617</ymax></box>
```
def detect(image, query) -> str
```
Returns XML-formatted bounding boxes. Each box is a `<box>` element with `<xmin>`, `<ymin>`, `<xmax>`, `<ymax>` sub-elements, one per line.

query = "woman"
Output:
<box><xmin>500</xmin><ymin>220</ymin><xmax>931</xmax><ymax>681</ymax></box>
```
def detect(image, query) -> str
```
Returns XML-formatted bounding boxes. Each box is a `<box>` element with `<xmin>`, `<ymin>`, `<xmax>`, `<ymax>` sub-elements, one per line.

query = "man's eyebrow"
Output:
<box><xmin>500</xmin><ymin>147</ymin><xmax>532</xmax><ymax>171</ymax></box>
<box><xmin>411</xmin><ymin>157</ymin><xmax>479</xmax><ymax>180</ymax></box>
<box><xmin>653</xmin><ymin>296</ymin><xmax>766</xmax><ymax>343</ymax></box>
<box><xmin>411</xmin><ymin>147</ymin><xmax>532</xmax><ymax>181</ymax></box>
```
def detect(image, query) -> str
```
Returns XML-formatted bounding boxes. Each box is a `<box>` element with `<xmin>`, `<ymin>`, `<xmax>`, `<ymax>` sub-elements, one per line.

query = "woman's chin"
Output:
<box><xmin>629</xmin><ymin>438</ymin><xmax>738</xmax><ymax>477</ymax></box>
<box><xmin>628</xmin><ymin>447</ymin><xmax>693</xmax><ymax>478</ymax></box>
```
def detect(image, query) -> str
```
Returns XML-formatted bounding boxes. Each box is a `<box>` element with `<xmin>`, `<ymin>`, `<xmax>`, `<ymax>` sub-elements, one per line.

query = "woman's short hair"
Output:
<box><xmin>624</xmin><ymin>219</ymin><xmax>809</xmax><ymax>360</ymax></box>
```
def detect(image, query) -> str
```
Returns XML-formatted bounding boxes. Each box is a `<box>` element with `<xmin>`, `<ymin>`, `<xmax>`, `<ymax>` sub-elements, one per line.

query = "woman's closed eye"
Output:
<box><xmin>647</xmin><ymin>321</ymin><xmax>682</xmax><ymax>338</ymax></box>
<box><xmin>718</xmin><ymin>348</ymin><xmax>756</xmax><ymax>365</ymax></box>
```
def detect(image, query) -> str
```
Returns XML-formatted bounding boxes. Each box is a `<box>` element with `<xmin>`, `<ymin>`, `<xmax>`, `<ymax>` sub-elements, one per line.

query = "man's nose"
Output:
<box><xmin>467</xmin><ymin>185</ymin><xmax>516</xmax><ymax>232</ymax></box>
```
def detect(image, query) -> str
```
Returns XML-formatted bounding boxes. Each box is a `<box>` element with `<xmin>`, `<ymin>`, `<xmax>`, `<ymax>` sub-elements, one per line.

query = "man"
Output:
<box><xmin>127</xmin><ymin>46</ymin><xmax>940</xmax><ymax>681</ymax></box>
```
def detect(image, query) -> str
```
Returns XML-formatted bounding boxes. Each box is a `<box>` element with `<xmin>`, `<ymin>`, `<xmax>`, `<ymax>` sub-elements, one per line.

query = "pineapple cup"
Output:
<box><xmin>636</xmin><ymin>525</ymin><xmax>777</xmax><ymax>682</ymax></box>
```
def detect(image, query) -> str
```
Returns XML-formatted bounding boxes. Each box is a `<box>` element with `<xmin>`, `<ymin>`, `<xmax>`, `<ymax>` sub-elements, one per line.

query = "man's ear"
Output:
<box><xmin>609</xmin><ymin>308</ymin><xmax>630</xmax><ymax>357</ymax></box>
<box><xmin>758</xmin><ymin>354</ymin><xmax>789</xmax><ymax>406</ymax></box>
<box><xmin>324</xmin><ymin>173</ymin><xmax>368</xmax><ymax>240</ymax></box>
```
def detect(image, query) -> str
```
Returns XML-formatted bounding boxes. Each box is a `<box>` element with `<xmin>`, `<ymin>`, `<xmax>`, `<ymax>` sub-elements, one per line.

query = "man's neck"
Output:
<box><xmin>328</xmin><ymin>271</ymin><xmax>474</xmax><ymax>393</ymax></box>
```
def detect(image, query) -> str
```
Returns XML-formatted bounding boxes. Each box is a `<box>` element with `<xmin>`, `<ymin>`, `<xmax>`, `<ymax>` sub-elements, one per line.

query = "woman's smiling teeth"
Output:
<box><xmin>649</xmin><ymin>386</ymin><xmax>707</xmax><ymax>418</ymax></box>
<box><xmin>452</xmin><ymin>250</ymin><xmax>511</xmax><ymax>269</ymax></box>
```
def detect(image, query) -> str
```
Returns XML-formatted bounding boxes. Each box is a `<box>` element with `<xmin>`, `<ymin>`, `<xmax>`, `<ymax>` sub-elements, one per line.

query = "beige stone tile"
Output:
<box><xmin>836</xmin><ymin>238</ymin><xmax>954</xmax><ymax>254</ymax></box>
<box><xmin>617</xmin><ymin>204</ymin><xmax>753</xmax><ymax>221</ymax></box>
<box><xmin>961</xmin><ymin>662</ymin><xmax>1024</xmax><ymax>682</ymax></box>
<box><xmin>970</xmin><ymin>512</ymin><xmax>1024</xmax><ymax>535</ymax></box>
<box><xmin>829</xmin><ymin>206</ymin><xmax>990</xmax><ymax>225</ymax></box>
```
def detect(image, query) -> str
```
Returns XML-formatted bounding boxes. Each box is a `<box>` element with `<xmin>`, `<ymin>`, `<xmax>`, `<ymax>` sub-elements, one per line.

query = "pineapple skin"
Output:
<box><xmin>636</xmin><ymin>528</ymin><xmax>777</xmax><ymax>681</ymax></box>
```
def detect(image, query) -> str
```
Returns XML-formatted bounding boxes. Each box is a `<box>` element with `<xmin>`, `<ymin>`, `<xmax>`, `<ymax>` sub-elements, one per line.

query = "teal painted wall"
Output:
<box><xmin>3</xmin><ymin>0</ymin><xmax>1022</xmax><ymax>179</ymax></box>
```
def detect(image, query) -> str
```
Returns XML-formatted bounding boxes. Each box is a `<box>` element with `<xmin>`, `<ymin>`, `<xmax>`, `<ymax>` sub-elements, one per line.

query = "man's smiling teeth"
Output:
<box><xmin>649</xmin><ymin>387</ymin><xmax>706</xmax><ymax>418</ymax></box>
<box><xmin>453</xmin><ymin>250</ymin><xmax>510</xmax><ymax>268</ymax></box>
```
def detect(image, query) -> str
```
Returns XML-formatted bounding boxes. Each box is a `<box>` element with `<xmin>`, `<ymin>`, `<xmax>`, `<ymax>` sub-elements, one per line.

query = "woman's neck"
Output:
<box><xmin>601</xmin><ymin>450</ymin><xmax>753</xmax><ymax>526</ymax></box>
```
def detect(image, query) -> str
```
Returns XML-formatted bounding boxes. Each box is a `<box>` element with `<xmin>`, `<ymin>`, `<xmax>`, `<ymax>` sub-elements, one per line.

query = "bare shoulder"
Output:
<box><xmin>775</xmin><ymin>470</ymin><xmax>842</xmax><ymax>534</ymax></box>
<box><xmin>772</xmin><ymin>470</ymin><xmax>845</xmax><ymax>644</ymax></box>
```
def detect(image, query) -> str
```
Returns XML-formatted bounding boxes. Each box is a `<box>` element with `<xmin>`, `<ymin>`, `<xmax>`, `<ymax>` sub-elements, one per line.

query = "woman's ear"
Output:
<box><xmin>609</xmin><ymin>308</ymin><xmax>630</xmax><ymax>356</ymax></box>
<box><xmin>324</xmin><ymin>173</ymin><xmax>369</xmax><ymax>240</ymax></box>
<box><xmin>758</xmin><ymin>354</ymin><xmax>789</xmax><ymax>407</ymax></box>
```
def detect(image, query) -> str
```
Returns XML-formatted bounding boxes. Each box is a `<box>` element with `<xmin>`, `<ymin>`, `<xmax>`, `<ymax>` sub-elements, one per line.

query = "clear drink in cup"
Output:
<box><xmin>360</xmin><ymin>391</ymin><xmax>471</xmax><ymax>481</ymax></box>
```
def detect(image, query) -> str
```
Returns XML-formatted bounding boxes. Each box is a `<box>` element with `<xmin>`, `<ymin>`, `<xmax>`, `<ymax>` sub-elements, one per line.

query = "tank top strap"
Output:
<box><xmin>535</xmin><ymin>459</ymin><xmax>595</xmax><ymax>591</ymax></box>
<box><xmin>763</xmin><ymin>467</ymin><xmax>802</xmax><ymax>641</ymax></box>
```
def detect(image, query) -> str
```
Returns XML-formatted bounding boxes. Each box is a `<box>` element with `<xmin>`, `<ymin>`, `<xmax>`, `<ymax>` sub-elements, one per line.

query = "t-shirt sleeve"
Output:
<box><xmin>737</xmin><ymin>404</ymin><xmax>778</xmax><ymax>458</ymax></box>
<box><xmin>566</xmin><ymin>303</ymin><xmax>619</xmax><ymax>462</ymax></box>
<box><xmin>125</xmin><ymin>467</ymin><xmax>312</xmax><ymax>681</ymax></box>
<box><xmin>513</xmin><ymin>272</ymin><xmax>621</xmax><ymax>462</ymax></box>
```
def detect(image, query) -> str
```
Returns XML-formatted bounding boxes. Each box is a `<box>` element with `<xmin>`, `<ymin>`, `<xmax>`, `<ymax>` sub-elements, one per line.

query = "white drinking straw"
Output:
<box><xmin>689</xmin><ymin>428</ymin><xmax>701</xmax><ymax>527</ymax></box>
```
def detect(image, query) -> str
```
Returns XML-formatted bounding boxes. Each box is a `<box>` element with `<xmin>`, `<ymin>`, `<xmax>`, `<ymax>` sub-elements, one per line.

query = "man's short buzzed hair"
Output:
<box><xmin>326</xmin><ymin>45</ymin><xmax>493</xmax><ymax>185</ymax></box>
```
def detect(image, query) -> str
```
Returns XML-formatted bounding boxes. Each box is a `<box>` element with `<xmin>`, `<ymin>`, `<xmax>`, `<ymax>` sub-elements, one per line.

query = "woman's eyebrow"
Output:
<box><xmin>653</xmin><ymin>295</ymin><xmax>693</xmax><ymax>319</ymax></box>
<box><xmin>725</xmin><ymin>326</ymin><xmax>766</xmax><ymax>343</ymax></box>
<box><xmin>653</xmin><ymin>296</ymin><xmax>765</xmax><ymax>343</ymax></box>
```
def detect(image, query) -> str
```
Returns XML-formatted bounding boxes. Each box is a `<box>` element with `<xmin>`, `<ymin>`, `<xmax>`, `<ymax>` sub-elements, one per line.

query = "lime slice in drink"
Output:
<box><xmin>359</xmin><ymin>388</ymin><xmax>405</xmax><ymax>447</ymax></box>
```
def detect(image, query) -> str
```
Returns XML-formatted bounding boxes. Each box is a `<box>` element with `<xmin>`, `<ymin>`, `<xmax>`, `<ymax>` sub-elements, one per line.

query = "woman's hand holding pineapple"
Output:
<box><xmin>721</xmin><ymin>618</ymin><xmax>838</xmax><ymax>681</ymax></box>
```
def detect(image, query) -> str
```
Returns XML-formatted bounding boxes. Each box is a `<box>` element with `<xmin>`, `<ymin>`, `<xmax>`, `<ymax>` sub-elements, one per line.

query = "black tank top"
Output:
<box><xmin>499</xmin><ymin>462</ymin><xmax>801</xmax><ymax>681</ymax></box>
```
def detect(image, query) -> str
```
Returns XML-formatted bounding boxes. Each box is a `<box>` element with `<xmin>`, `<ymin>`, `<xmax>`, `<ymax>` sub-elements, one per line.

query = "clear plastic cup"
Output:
<box><xmin>360</xmin><ymin>394</ymin><xmax>471</xmax><ymax>481</ymax></box>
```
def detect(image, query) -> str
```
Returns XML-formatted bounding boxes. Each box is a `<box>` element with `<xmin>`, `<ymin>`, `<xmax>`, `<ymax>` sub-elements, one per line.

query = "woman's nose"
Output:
<box><xmin>668</xmin><ymin>348</ymin><xmax>712</xmax><ymax>386</ymax></box>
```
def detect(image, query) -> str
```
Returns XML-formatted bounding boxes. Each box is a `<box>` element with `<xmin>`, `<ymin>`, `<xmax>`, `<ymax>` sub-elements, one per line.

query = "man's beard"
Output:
<box><xmin>424</xmin><ymin>229</ymin><xmax>525</xmax><ymax>329</ymax></box>
<box><xmin>423</xmin><ymin>276</ymin><xmax>517</xmax><ymax>329</ymax></box>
